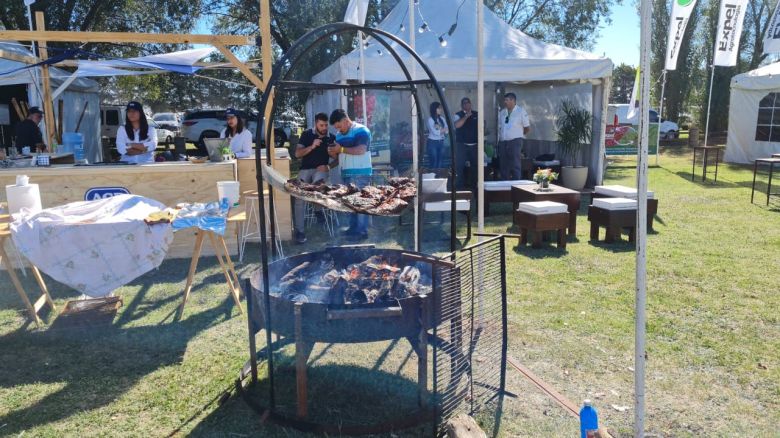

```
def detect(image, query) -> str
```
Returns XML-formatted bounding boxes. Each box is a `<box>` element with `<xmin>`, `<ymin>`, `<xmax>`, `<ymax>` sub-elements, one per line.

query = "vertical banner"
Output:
<box><xmin>665</xmin><ymin>0</ymin><xmax>697</xmax><ymax>70</ymax></box>
<box><xmin>763</xmin><ymin>1</ymin><xmax>780</xmax><ymax>55</ymax></box>
<box><xmin>713</xmin><ymin>0</ymin><xmax>748</xmax><ymax>67</ymax></box>
<box><xmin>343</xmin><ymin>0</ymin><xmax>369</xmax><ymax>25</ymax></box>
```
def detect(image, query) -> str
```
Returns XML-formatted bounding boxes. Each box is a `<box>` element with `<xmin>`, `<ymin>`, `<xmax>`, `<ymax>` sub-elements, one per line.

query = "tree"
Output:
<box><xmin>611</xmin><ymin>64</ymin><xmax>636</xmax><ymax>104</ymax></box>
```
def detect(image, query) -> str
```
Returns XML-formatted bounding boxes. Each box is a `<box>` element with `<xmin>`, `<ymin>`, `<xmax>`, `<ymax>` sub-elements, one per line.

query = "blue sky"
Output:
<box><xmin>593</xmin><ymin>2</ymin><xmax>640</xmax><ymax>67</ymax></box>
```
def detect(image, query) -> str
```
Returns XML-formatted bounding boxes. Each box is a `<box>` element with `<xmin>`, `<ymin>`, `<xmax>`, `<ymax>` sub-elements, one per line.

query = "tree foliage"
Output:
<box><xmin>610</xmin><ymin>63</ymin><xmax>636</xmax><ymax>104</ymax></box>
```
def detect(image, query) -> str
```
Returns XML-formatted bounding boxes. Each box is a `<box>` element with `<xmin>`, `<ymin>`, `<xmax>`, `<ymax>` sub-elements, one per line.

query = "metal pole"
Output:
<box><xmin>26</xmin><ymin>4</ymin><xmax>42</xmax><ymax>107</ymax></box>
<box><xmin>655</xmin><ymin>70</ymin><xmax>666</xmax><ymax>166</ymax></box>
<box><xmin>359</xmin><ymin>31</ymin><xmax>368</xmax><ymax>125</ymax></box>
<box><xmin>703</xmin><ymin>65</ymin><xmax>715</xmax><ymax>147</ymax></box>
<box><xmin>410</xmin><ymin>0</ymin><xmax>419</xmax><ymax>252</ymax></box>
<box><xmin>476</xmin><ymin>0</ymin><xmax>485</xmax><ymax>237</ymax></box>
<box><xmin>636</xmin><ymin>0</ymin><xmax>651</xmax><ymax>433</ymax></box>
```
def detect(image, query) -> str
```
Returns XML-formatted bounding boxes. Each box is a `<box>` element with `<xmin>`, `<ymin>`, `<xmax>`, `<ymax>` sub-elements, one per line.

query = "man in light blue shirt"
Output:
<box><xmin>328</xmin><ymin>109</ymin><xmax>372</xmax><ymax>240</ymax></box>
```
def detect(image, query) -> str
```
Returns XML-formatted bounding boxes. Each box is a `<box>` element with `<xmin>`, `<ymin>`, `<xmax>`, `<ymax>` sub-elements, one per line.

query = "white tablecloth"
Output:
<box><xmin>11</xmin><ymin>194</ymin><xmax>173</xmax><ymax>297</ymax></box>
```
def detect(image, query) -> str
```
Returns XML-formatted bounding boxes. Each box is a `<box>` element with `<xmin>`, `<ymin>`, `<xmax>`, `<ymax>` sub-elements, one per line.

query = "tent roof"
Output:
<box><xmin>731</xmin><ymin>62</ymin><xmax>780</xmax><ymax>91</ymax></box>
<box><xmin>313</xmin><ymin>0</ymin><xmax>613</xmax><ymax>84</ymax></box>
<box><xmin>0</xmin><ymin>41</ymin><xmax>99</xmax><ymax>92</ymax></box>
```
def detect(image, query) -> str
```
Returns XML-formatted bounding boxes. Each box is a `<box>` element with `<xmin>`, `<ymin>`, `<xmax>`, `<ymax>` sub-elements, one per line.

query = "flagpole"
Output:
<box><xmin>358</xmin><ymin>31</ymin><xmax>368</xmax><ymax>125</ymax></box>
<box><xmin>636</xmin><ymin>0</ymin><xmax>651</xmax><ymax>433</ymax></box>
<box><xmin>410</xmin><ymin>0</ymin><xmax>419</xmax><ymax>251</ymax></box>
<box><xmin>655</xmin><ymin>70</ymin><xmax>666</xmax><ymax>166</ymax></box>
<box><xmin>703</xmin><ymin>64</ymin><xmax>715</xmax><ymax>147</ymax></box>
<box><xmin>477</xmin><ymin>0</ymin><xmax>485</xmax><ymax>237</ymax></box>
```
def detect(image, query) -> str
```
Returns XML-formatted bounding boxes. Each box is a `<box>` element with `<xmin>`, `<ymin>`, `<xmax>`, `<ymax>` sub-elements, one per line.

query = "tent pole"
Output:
<box><xmin>655</xmin><ymin>70</ymin><xmax>666</xmax><ymax>166</ymax></box>
<box><xmin>26</xmin><ymin>3</ymin><xmax>42</xmax><ymax>107</ymax></box>
<box><xmin>703</xmin><ymin>65</ymin><xmax>715</xmax><ymax>147</ymax></box>
<box><xmin>34</xmin><ymin>12</ymin><xmax>58</xmax><ymax>147</ymax></box>
<box><xmin>358</xmin><ymin>32</ymin><xmax>368</xmax><ymax>126</ymax></box>
<box><xmin>477</xmin><ymin>0</ymin><xmax>485</xmax><ymax>238</ymax></box>
<box><xmin>410</xmin><ymin>0</ymin><xmax>419</xmax><ymax>252</ymax></box>
<box><xmin>636</xmin><ymin>0</ymin><xmax>651</xmax><ymax>434</ymax></box>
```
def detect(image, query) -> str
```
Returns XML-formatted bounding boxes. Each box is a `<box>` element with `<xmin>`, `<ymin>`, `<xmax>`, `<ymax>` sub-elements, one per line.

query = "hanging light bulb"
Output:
<box><xmin>363</xmin><ymin>39</ymin><xmax>370</xmax><ymax>48</ymax></box>
<box><xmin>400</xmin><ymin>23</ymin><xmax>405</xmax><ymax>32</ymax></box>
<box><xmin>438</xmin><ymin>36</ymin><xmax>447</xmax><ymax>47</ymax></box>
<box><xmin>418</xmin><ymin>22</ymin><xmax>428</xmax><ymax>33</ymax></box>
<box><xmin>414</xmin><ymin>0</ymin><xmax>419</xmax><ymax>4</ymax></box>
<box><xmin>377</xmin><ymin>49</ymin><xmax>383</xmax><ymax>56</ymax></box>
<box><xmin>332</xmin><ymin>34</ymin><xmax>338</xmax><ymax>42</ymax></box>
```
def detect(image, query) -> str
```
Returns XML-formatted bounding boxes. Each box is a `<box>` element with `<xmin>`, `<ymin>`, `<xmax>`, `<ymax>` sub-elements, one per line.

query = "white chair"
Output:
<box><xmin>240</xmin><ymin>191</ymin><xmax>284</xmax><ymax>262</ymax></box>
<box><xmin>421</xmin><ymin>177</ymin><xmax>472</xmax><ymax>241</ymax></box>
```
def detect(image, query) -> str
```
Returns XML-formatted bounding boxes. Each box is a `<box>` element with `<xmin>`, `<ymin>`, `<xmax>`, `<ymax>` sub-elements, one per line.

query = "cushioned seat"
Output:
<box><xmin>516</xmin><ymin>201</ymin><xmax>568</xmax><ymax>215</ymax></box>
<box><xmin>483</xmin><ymin>180</ymin><xmax>535</xmax><ymax>191</ymax></box>
<box><xmin>594</xmin><ymin>185</ymin><xmax>655</xmax><ymax>199</ymax></box>
<box><xmin>533</xmin><ymin>159</ymin><xmax>560</xmax><ymax>167</ymax></box>
<box><xmin>424</xmin><ymin>199</ymin><xmax>471</xmax><ymax>212</ymax></box>
<box><xmin>593</xmin><ymin>197</ymin><xmax>637</xmax><ymax>210</ymax></box>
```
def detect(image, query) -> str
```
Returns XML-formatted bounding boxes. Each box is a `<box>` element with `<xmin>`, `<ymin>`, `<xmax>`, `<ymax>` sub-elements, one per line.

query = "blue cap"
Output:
<box><xmin>27</xmin><ymin>106</ymin><xmax>44</xmax><ymax>115</ymax></box>
<box><xmin>225</xmin><ymin>108</ymin><xmax>238</xmax><ymax>117</ymax></box>
<box><xmin>126</xmin><ymin>101</ymin><xmax>143</xmax><ymax>111</ymax></box>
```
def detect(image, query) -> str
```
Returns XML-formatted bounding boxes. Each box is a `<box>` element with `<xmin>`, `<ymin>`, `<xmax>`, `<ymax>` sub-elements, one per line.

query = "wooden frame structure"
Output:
<box><xmin>0</xmin><ymin>0</ymin><xmax>272</xmax><ymax>150</ymax></box>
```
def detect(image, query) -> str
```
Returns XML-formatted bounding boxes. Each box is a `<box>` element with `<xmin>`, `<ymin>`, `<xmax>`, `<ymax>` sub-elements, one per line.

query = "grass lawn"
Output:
<box><xmin>0</xmin><ymin>144</ymin><xmax>778</xmax><ymax>437</ymax></box>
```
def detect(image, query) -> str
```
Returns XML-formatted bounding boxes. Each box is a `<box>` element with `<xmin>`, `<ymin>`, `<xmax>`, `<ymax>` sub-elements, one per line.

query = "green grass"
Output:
<box><xmin>1</xmin><ymin>143</ymin><xmax>779</xmax><ymax>436</ymax></box>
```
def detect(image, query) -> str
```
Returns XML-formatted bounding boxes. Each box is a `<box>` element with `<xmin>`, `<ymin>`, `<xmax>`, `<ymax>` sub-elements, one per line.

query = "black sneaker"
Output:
<box><xmin>294</xmin><ymin>231</ymin><xmax>307</xmax><ymax>244</ymax></box>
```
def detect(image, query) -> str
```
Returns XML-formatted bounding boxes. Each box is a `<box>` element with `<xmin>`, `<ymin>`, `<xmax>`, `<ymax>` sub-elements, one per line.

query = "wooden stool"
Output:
<box><xmin>515</xmin><ymin>201</ymin><xmax>569</xmax><ymax>249</ymax></box>
<box><xmin>592</xmin><ymin>186</ymin><xmax>657</xmax><ymax>231</ymax></box>
<box><xmin>588</xmin><ymin>206</ymin><xmax>637</xmax><ymax>243</ymax></box>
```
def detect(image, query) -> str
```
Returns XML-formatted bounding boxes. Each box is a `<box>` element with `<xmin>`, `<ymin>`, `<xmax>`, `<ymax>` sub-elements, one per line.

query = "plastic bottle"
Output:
<box><xmin>580</xmin><ymin>399</ymin><xmax>598</xmax><ymax>438</ymax></box>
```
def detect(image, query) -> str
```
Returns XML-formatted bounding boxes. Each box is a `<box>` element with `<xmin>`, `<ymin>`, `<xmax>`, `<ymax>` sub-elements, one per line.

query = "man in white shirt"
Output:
<box><xmin>497</xmin><ymin>92</ymin><xmax>530</xmax><ymax>180</ymax></box>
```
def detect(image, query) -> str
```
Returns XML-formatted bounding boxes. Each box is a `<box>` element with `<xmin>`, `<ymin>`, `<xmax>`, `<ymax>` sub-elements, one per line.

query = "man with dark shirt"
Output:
<box><xmin>14</xmin><ymin>106</ymin><xmax>45</xmax><ymax>153</ymax></box>
<box><xmin>293</xmin><ymin>112</ymin><xmax>335</xmax><ymax>244</ymax></box>
<box><xmin>453</xmin><ymin>97</ymin><xmax>478</xmax><ymax>190</ymax></box>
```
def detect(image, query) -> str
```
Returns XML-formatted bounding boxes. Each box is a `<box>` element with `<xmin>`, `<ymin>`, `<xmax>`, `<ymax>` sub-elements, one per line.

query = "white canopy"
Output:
<box><xmin>313</xmin><ymin>0</ymin><xmax>613</xmax><ymax>84</ymax></box>
<box><xmin>726</xmin><ymin>62</ymin><xmax>780</xmax><ymax>163</ymax></box>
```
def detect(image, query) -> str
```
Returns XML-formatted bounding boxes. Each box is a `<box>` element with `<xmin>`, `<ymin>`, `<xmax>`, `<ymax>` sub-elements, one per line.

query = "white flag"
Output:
<box><xmin>627</xmin><ymin>68</ymin><xmax>641</xmax><ymax>120</ymax></box>
<box><xmin>713</xmin><ymin>0</ymin><xmax>748</xmax><ymax>67</ymax></box>
<box><xmin>664</xmin><ymin>0</ymin><xmax>697</xmax><ymax>70</ymax></box>
<box><xmin>344</xmin><ymin>0</ymin><xmax>369</xmax><ymax>26</ymax></box>
<box><xmin>763</xmin><ymin>1</ymin><xmax>780</xmax><ymax>55</ymax></box>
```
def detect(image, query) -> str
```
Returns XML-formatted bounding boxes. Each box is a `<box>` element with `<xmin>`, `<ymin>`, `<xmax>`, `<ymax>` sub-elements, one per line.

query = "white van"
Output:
<box><xmin>100</xmin><ymin>105</ymin><xmax>125</xmax><ymax>142</ymax></box>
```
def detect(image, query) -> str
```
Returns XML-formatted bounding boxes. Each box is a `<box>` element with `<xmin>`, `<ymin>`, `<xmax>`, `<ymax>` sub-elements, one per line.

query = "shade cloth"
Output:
<box><xmin>10</xmin><ymin>195</ymin><xmax>173</xmax><ymax>297</ymax></box>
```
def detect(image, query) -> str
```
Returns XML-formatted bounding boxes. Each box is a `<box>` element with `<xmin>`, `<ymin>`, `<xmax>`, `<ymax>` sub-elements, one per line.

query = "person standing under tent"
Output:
<box><xmin>497</xmin><ymin>92</ymin><xmax>530</xmax><ymax>180</ymax></box>
<box><xmin>328</xmin><ymin>109</ymin><xmax>372</xmax><ymax>241</ymax></box>
<box><xmin>116</xmin><ymin>101</ymin><xmax>157</xmax><ymax>164</ymax></box>
<box><xmin>220</xmin><ymin>108</ymin><xmax>253</xmax><ymax>158</ymax></box>
<box><xmin>426</xmin><ymin>101</ymin><xmax>448</xmax><ymax>170</ymax></box>
<box><xmin>292</xmin><ymin>112</ymin><xmax>335</xmax><ymax>244</ymax></box>
<box><xmin>14</xmin><ymin>106</ymin><xmax>46</xmax><ymax>154</ymax></box>
<box><xmin>453</xmin><ymin>97</ymin><xmax>479</xmax><ymax>189</ymax></box>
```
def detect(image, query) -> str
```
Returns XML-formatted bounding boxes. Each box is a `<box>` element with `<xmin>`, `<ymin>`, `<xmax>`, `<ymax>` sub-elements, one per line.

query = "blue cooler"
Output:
<box><xmin>63</xmin><ymin>132</ymin><xmax>86</xmax><ymax>163</ymax></box>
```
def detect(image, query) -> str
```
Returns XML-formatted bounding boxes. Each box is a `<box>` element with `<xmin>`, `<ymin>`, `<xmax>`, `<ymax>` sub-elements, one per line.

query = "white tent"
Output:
<box><xmin>310</xmin><ymin>0</ymin><xmax>613</xmax><ymax>185</ymax></box>
<box><xmin>0</xmin><ymin>41</ymin><xmax>101</xmax><ymax>162</ymax></box>
<box><xmin>726</xmin><ymin>62</ymin><xmax>780</xmax><ymax>163</ymax></box>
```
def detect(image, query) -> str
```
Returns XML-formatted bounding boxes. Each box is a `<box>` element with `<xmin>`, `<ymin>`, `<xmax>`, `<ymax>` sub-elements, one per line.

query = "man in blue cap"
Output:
<box><xmin>14</xmin><ymin>106</ymin><xmax>46</xmax><ymax>153</ymax></box>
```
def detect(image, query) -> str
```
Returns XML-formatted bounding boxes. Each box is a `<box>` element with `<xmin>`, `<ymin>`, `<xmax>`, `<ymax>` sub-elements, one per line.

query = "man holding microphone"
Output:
<box><xmin>498</xmin><ymin>92</ymin><xmax>530</xmax><ymax>180</ymax></box>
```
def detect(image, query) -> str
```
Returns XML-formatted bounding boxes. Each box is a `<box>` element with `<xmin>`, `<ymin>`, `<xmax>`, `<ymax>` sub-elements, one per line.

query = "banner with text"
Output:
<box><xmin>713</xmin><ymin>0</ymin><xmax>748</xmax><ymax>67</ymax></box>
<box><xmin>763</xmin><ymin>1</ymin><xmax>780</xmax><ymax>55</ymax></box>
<box><xmin>665</xmin><ymin>0</ymin><xmax>697</xmax><ymax>70</ymax></box>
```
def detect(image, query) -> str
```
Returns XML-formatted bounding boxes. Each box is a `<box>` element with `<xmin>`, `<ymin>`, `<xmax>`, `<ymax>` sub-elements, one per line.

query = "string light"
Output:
<box><xmin>399</xmin><ymin>23</ymin><xmax>405</xmax><ymax>32</ymax></box>
<box><xmin>418</xmin><ymin>22</ymin><xmax>428</xmax><ymax>33</ymax></box>
<box><xmin>376</xmin><ymin>49</ymin><xmax>383</xmax><ymax>56</ymax></box>
<box><xmin>438</xmin><ymin>35</ymin><xmax>447</xmax><ymax>47</ymax></box>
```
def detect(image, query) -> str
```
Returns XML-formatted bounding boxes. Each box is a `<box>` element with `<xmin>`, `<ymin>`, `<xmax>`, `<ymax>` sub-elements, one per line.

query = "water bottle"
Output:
<box><xmin>580</xmin><ymin>399</ymin><xmax>598</xmax><ymax>438</ymax></box>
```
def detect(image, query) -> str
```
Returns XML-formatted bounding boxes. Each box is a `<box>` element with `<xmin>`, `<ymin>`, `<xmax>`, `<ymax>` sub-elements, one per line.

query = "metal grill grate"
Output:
<box><xmin>433</xmin><ymin>236</ymin><xmax>508</xmax><ymax>435</ymax></box>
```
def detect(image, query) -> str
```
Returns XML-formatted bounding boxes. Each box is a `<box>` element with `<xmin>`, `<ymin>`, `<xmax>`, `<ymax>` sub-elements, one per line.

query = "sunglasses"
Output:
<box><xmin>505</xmin><ymin>116</ymin><xmax>509</xmax><ymax>124</ymax></box>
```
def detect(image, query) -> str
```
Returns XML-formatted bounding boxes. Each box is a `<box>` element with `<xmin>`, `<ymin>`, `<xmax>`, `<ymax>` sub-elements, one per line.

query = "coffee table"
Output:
<box><xmin>512</xmin><ymin>184</ymin><xmax>581</xmax><ymax>236</ymax></box>
<box><xmin>692</xmin><ymin>146</ymin><xmax>725</xmax><ymax>182</ymax></box>
<box><xmin>751</xmin><ymin>158</ymin><xmax>780</xmax><ymax>205</ymax></box>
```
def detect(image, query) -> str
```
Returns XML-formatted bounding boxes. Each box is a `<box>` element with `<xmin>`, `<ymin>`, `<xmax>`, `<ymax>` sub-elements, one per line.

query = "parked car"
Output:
<box><xmin>100</xmin><ymin>105</ymin><xmax>125</xmax><ymax>142</ymax></box>
<box><xmin>150</xmin><ymin>120</ymin><xmax>176</xmax><ymax>146</ymax></box>
<box><xmin>181</xmin><ymin>109</ymin><xmax>259</xmax><ymax>151</ymax></box>
<box><xmin>608</xmin><ymin>104</ymin><xmax>680</xmax><ymax>140</ymax></box>
<box><xmin>152</xmin><ymin>112</ymin><xmax>180</xmax><ymax>132</ymax></box>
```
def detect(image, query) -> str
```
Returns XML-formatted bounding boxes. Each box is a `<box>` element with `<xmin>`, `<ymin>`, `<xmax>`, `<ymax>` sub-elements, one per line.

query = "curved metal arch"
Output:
<box><xmin>250</xmin><ymin>24</ymin><xmax>461</xmax><ymax>432</ymax></box>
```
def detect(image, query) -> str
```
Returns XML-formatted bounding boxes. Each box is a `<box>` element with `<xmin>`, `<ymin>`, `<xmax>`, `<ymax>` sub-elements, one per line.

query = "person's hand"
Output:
<box><xmin>328</xmin><ymin>143</ymin><xmax>341</xmax><ymax>157</ymax></box>
<box><xmin>312</xmin><ymin>138</ymin><xmax>322</xmax><ymax>148</ymax></box>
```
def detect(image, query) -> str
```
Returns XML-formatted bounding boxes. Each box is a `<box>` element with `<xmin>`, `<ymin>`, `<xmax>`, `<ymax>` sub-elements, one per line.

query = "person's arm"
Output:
<box><xmin>426</xmin><ymin>117</ymin><xmax>436</xmax><ymax>136</ymax></box>
<box><xmin>453</xmin><ymin>113</ymin><xmax>467</xmax><ymax>128</ymax></box>
<box><xmin>295</xmin><ymin>132</ymin><xmax>318</xmax><ymax>158</ymax></box>
<box><xmin>141</xmin><ymin>126</ymin><xmax>158</xmax><ymax>152</ymax></box>
<box><xmin>522</xmin><ymin>108</ymin><xmax>531</xmax><ymax>136</ymax></box>
<box><xmin>220</xmin><ymin>128</ymin><xmax>227</xmax><ymax>139</ymax></box>
<box><xmin>235</xmin><ymin>130</ymin><xmax>253</xmax><ymax>158</ymax></box>
<box><xmin>116</xmin><ymin>127</ymin><xmax>129</xmax><ymax>155</ymax></box>
<box><xmin>343</xmin><ymin>130</ymin><xmax>369</xmax><ymax>155</ymax></box>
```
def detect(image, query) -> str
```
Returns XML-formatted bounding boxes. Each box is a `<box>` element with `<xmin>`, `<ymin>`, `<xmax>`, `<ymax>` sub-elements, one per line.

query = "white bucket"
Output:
<box><xmin>217</xmin><ymin>181</ymin><xmax>241</xmax><ymax>207</ymax></box>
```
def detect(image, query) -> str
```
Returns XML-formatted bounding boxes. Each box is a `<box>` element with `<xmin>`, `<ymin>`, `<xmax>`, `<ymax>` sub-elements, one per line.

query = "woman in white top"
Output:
<box><xmin>426</xmin><ymin>101</ymin><xmax>448</xmax><ymax>170</ymax></box>
<box><xmin>116</xmin><ymin>101</ymin><xmax>157</xmax><ymax>163</ymax></box>
<box><xmin>220</xmin><ymin>108</ymin><xmax>253</xmax><ymax>158</ymax></box>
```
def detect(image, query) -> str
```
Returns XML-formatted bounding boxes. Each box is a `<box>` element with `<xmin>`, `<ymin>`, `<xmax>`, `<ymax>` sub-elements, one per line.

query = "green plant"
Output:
<box><xmin>532</xmin><ymin>168</ymin><xmax>558</xmax><ymax>183</ymax></box>
<box><xmin>556</xmin><ymin>100</ymin><xmax>592</xmax><ymax>167</ymax></box>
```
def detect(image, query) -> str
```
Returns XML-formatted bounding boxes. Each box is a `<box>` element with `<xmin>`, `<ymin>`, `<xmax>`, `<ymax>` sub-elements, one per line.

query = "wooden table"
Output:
<box><xmin>512</xmin><ymin>184</ymin><xmax>581</xmax><ymax>236</ymax></box>
<box><xmin>0</xmin><ymin>211</ymin><xmax>56</xmax><ymax>325</ymax></box>
<box><xmin>751</xmin><ymin>158</ymin><xmax>780</xmax><ymax>206</ymax></box>
<box><xmin>691</xmin><ymin>146</ymin><xmax>725</xmax><ymax>182</ymax></box>
<box><xmin>177</xmin><ymin>206</ymin><xmax>247</xmax><ymax>317</ymax></box>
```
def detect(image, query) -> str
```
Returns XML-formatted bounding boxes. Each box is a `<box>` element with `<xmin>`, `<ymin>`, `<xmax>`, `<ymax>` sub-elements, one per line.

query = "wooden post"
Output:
<box><xmin>214</xmin><ymin>45</ymin><xmax>264</xmax><ymax>90</ymax></box>
<box><xmin>34</xmin><ymin>12</ymin><xmax>57</xmax><ymax>149</ymax></box>
<box><xmin>260</xmin><ymin>0</ymin><xmax>274</xmax><ymax>164</ymax></box>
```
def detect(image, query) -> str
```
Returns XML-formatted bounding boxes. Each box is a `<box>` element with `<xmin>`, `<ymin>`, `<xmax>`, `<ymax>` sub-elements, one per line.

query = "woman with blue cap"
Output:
<box><xmin>220</xmin><ymin>108</ymin><xmax>253</xmax><ymax>158</ymax></box>
<box><xmin>116</xmin><ymin>101</ymin><xmax>157</xmax><ymax>163</ymax></box>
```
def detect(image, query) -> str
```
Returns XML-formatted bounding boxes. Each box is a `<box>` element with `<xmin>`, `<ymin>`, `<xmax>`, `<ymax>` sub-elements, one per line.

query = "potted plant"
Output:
<box><xmin>556</xmin><ymin>99</ymin><xmax>592</xmax><ymax>190</ymax></box>
<box><xmin>219</xmin><ymin>140</ymin><xmax>232</xmax><ymax>162</ymax></box>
